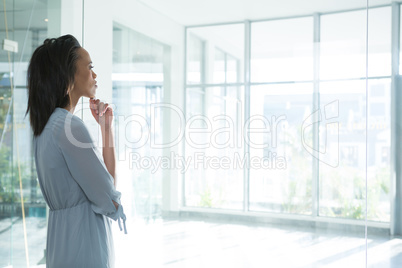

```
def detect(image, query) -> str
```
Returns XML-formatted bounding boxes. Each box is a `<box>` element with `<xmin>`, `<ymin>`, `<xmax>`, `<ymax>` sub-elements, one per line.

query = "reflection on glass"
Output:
<box><xmin>187</xmin><ymin>33</ymin><xmax>204</xmax><ymax>84</ymax></box>
<box><xmin>213</xmin><ymin>48</ymin><xmax>225</xmax><ymax>84</ymax></box>
<box><xmin>113</xmin><ymin>24</ymin><xmax>167</xmax><ymax>222</ymax></box>
<box><xmin>319</xmin><ymin>80</ymin><xmax>390</xmax><ymax>222</ymax></box>
<box><xmin>251</xmin><ymin>17</ymin><xmax>314</xmax><ymax>83</ymax></box>
<box><xmin>185</xmin><ymin>86</ymin><xmax>244</xmax><ymax>209</ymax></box>
<box><xmin>187</xmin><ymin>24</ymin><xmax>244</xmax><ymax>85</ymax></box>
<box><xmin>227</xmin><ymin>54</ymin><xmax>239</xmax><ymax>83</ymax></box>
<box><xmin>249</xmin><ymin>84</ymin><xmax>313</xmax><ymax>215</ymax></box>
<box><xmin>0</xmin><ymin>0</ymin><xmax>48</xmax><ymax>267</ymax></box>
<box><xmin>321</xmin><ymin>7</ymin><xmax>391</xmax><ymax>80</ymax></box>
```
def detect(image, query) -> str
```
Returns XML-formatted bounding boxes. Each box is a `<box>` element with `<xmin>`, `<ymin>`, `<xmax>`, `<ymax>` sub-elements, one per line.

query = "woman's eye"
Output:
<box><xmin>90</xmin><ymin>65</ymin><xmax>94</xmax><ymax>69</ymax></box>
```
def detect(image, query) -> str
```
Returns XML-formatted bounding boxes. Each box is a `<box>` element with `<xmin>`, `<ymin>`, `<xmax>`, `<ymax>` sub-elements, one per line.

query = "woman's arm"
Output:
<box><xmin>57</xmin><ymin>112</ymin><xmax>123</xmax><ymax>219</ymax></box>
<box><xmin>102</xmin><ymin>128</ymin><xmax>119</xmax><ymax>209</ymax></box>
<box><xmin>90</xmin><ymin>99</ymin><xmax>117</xmax><ymax>188</ymax></box>
<box><xmin>101</xmin><ymin>125</ymin><xmax>116</xmax><ymax>187</ymax></box>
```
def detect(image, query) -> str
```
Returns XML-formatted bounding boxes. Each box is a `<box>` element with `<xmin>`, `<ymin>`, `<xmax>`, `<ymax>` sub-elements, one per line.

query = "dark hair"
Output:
<box><xmin>26</xmin><ymin>34</ymin><xmax>81</xmax><ymax>136</ymax></box>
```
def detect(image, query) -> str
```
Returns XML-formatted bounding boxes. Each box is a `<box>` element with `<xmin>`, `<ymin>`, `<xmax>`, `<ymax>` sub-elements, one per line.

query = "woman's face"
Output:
<box><xmin>73</xmin><ymin>48</ymin><xmax>97</xmax><ymax>98</ymax></box>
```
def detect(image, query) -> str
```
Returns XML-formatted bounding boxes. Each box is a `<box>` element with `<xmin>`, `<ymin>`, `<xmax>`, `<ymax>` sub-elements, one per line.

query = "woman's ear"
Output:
<box><xmin>66</xmin><ymin>86</ymin><xmax>73</xmax><ymax>107</ymax></box>
<box><xmin>67</xmin><ymin>85</ymin><xmax>73</xmax><ymax>96</ymax></box>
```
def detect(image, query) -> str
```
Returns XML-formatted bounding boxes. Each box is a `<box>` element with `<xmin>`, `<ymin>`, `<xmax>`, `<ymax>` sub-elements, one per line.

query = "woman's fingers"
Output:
<box><xmin>102</xmin><ymin>104</ymin><xmax>109</xmax><ymax>116</ymax></box>
<box><xmin>95</xmin><ymin>99</ymin><xmax>101</xmax><ymax>115</ymax></box>
<box><xmin>89</xmin><ymin>99</ymin><xmax>111</xmax><ymax>117</ymax></box>
<box><xmin>98</xmin><ymin>102</ymin><xmax>105</xmax><ymax>116</ymax></box>
<box><xmin>89</xmin><ymin>98</ymin><xmax>99</xmax><ymax>114</ymax></box>
<box><xmin>98</xmin><ymin>102</ymin><xmax>109</xmax><ymax>117</ymax></box>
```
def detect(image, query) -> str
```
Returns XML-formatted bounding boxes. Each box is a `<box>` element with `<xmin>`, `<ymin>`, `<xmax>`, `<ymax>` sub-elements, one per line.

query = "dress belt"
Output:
<box><xmin>49</xmin><ymin>201</ymin><xmax>88</xmax><ymax>211</ymax></box>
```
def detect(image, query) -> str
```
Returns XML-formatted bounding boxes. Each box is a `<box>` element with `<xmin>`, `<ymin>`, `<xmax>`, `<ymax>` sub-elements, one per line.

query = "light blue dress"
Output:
<box><xmin>34</xmin><ymin>107</ymin><xmax>127</xmax><ymax>268</ymax></box>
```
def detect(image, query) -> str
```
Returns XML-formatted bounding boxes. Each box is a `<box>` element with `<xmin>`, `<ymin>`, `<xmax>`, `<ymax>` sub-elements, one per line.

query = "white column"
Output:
<box><xmin>312</xmin><ymin>13</ymin><xmax>320</xmax><ymax>217</ymax></box>
<box><xmin>391</xmin><ymin>1</ymin><xmax>401</xmax><ymax>236</ymax></box>
<box><xmin>243</xmin><ymin>20</ymin><xmax>251</xmax><ymax>212</ymax></box>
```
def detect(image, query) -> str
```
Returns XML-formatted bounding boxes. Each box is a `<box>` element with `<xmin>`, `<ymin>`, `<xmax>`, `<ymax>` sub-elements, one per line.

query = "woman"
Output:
<box><xmin>26</xmin><ymin>34</ymin><xmax>126</xmax><ymax>268</ymax></box>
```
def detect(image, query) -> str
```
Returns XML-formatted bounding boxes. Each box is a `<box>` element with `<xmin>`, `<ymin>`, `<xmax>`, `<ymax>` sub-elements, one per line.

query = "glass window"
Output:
<box><xmin>251</xmin><ymin>17</ymin><xmax>314</xmax><ymax>83</ymax></box>
<box><xmin>187</xmin><ymin>24</ymin><xmax>244</xmax><ymax>85</ymax></box>
<box><xmin>321</xmin><ymin>10</ymin><xmax>366</xmax><ymax>80</ymax></box>
<box><xmin>187</xmin><ymin>33</ymin><xmax>204</xmax><ymax>84</ymax></box>
<box><xmin>227</xmin><ymin>54</ymin><xmax>239</xmax><ymax>83</ymax></box>
<box><xmin>318</xmin><ymin>79</ymin><xmax>390</xmax><ymax>222</ymax></box>
<box><xmin>213</xmin><ymin>48</ymin><xmax>225</xmax><ymax>84</ymax></box>
<box><xmin>113</xmin><ymin>24</ymin><xmax>168</xmax><ymax>221</ymax></box>
<box><xmin>321</xmin><ymin>7</ymin><xmax>391</xmax><ymax>80</ymax></box>
<box><xmin>367</xmin><ymin>7</ymin><xmax>391</xmax><ymax>77</ymax></box>
<box><xmin>249</xmin><ymin>83</ymin><xmax>313</xmax><ymax>214</ymax></box>
<box><xmin>0</xmin><ymin>1</ymin><xmax>49</xmax><ymax>267</ymax></box>
<box><xmin>185</xmin><ymin>86</ymin><xmax>244</xmax><ymax>209</ymax></box>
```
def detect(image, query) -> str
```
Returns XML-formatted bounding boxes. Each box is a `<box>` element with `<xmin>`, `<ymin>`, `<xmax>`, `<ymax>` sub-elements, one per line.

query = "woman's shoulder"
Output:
<box><xmin>50</xmin><ymin>108</ymin><xmax>86</xmax><ymax>128</ymax></box>
<box><xmin>50</xmin><ymin>108</ymin><xmax>92</xmax><ymax>146</ymax></box>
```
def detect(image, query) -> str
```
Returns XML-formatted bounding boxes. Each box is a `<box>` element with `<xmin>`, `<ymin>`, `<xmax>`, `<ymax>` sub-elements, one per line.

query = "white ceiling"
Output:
<box><xmin>138</xmin><ymin>0</ymin><xmax>394</xmax><ymax>26</ymax></box>
<box><xmin>0</xmin><ymin>0</ymin><xmax>397</xmax><ymax>31</ymax></box>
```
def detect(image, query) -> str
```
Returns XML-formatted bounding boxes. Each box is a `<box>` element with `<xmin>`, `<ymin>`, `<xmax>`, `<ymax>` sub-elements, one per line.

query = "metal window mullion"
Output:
<box><xmin>201</xmin><ymin>40</ymin><xmax>206</xmax><ymax>86</ymax></box>
<box><xmin>312</xmin><ymin>13</ymin><xmax>321</xmax><ymax>218</ymax></box>
<box><xmin>182</xmin><ymin>27</ymin><xmax>188</xmax><ymax>208</ymax></box>
<box><xmin>80</xmin><ymin>0</ymin><xmax>85</xmax><ymax>120</ymax></box>
<box><xmin>390</xmin><ymin>1</ymin><xmax>401</xmax><ymax>236</ymax></box>
<box><xmin>224</xmin><ymin>52</ymin><xmax>227</xmax><ymax>113</ymax></box>
<box><xmin>224</xmin><ymin>51</ymin><xmax>228</xmax><ymax>85</ymax></box>
<box><xmin>244</xmin><ymin>20</ymin><xmax>251</xmax><ymax>212</ymax></box>
<box><xmin>185</xmin><ymin>76</ymin><xmax>392</xmax><ymax>88</ymax></box>
<box><xmin>201</xmin><ymin>39</ymin><xmax>207</xmax><ymax>115</ymax></box>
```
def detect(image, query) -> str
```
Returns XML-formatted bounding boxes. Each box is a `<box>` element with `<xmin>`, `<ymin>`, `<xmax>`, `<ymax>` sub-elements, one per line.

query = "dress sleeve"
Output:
<box><xmin>54</xmin><ymin>113</ymin><xmax>127</xmax><ymax>234</ymax></box>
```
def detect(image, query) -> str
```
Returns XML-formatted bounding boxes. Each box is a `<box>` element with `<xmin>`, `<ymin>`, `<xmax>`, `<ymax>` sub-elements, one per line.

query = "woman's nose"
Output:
<box><xmin>92</xmin><ymin>71</ymin><xmax>97</xmax><ymax>79</ymax></box>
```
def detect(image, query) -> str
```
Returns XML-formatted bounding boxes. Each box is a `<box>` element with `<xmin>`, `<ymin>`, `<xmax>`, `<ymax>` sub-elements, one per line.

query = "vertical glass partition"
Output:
<box><xmin>319</xmin><ymin>7</ymin><xmax>391</xmax><ymax>222</ymax></box>
<box><xmin>112</xmin><ymin>24</ymin><xmax>169</xmax><ymax>222</ymax></box>
<box><xmin>249</xmin><ymin>17</ymin><xmax>314</xmax><ymax>215</ymax></box>
<box><xmin>0</xmin><ymin>0</ymin><xmax>49</xmax><ymax>267</ymax></box>
<box><xmin>185</xmin><ymin>24</ymin><xmax>245</xmax><ymax>210</ymax></box>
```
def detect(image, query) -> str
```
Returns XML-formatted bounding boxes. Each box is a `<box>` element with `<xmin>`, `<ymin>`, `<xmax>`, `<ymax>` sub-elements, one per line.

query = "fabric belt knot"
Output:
<box><xmin>117</xmin><ymin>205</ymin><xmax>128</xmax><ymax>234</ymax></box>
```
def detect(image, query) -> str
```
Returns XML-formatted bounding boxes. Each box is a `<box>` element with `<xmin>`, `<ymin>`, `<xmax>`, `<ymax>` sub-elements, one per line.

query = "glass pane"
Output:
<box><xmin>184</xmin><ymin>88</ymin><xmax>206</xmax><ymax>207</ymax></box>
<box><xmin>185</xmin><ymin>86</ymin><xmax>244</xmax><ymax>209</ymax></box>
<box><xmin>226</xmin><ymin>54</ymin><xmax>239</xmax><ymax>83</ymax></box>
<box><xmin>213</xmin><ymin>48</ymin><xmax>225</xmax><ymax>84</ymax></box>
<box><xmin>187</xmin><ymin>24</ymin><xmax>244</xmax><ymax>85</ymax></box>
<box><xmin>368</xmin><ymin>7</ymin><xmax>391</xmax><ymax>77</ymax></box>
<box><xmin>319</xmin><ymin>81</ymin><xmax>366</xmax><ymax>220</ymax></box>
<box><xmin>400</xmin><ymin>4</ymin><xmax>402</xmax><ymax>74</ymax></box>
<box><xmin>113</xmin><ymin>24</ymin><xmax>167</xmax><ymax>222</ymax></box>
<box><xmin>321</xmin><ymin>11</ymin><xmax>366</xmax><ymax>80</ymax></box>
<box><xmin>251</xmin><ymin>17</ymin><xmax>314</xmax><ymax>83</ymax></box>
<box><xmin>367</xmin><ymin>79</ymin><xmax>391</xmax><ymax>222</ymax></box>
<box><xmin>249</xmin><ymin>83</ymin><xmax>313</xmax><ymax>214</ymax></box>
<box><xmin>321</xmin><ymin>7</ymin><xmax>391</xmax><ymax>80</ymax></box>
<box><xmin>318</xmin><ymin>79</ymin><xmax>390</xmax><ymax>222</ymax></box>
<box><xmin>186</xmin><ymin>33</ymin><xmax>203</xmax><ymax>84</ymax></box>
<box><xmin>0</xmin><ymin>0</ymin><xmax>49</xmax><ymax>267</ymax></box>
<box><xmin>318</xmin><ymin>80</ymin><xmax>366</xmax><ymax>219</ymax></box>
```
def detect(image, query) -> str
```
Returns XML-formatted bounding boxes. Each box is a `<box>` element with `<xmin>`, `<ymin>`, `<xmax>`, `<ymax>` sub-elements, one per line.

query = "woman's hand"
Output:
<box><xmin>89</xmin><ymin>98</ymin><xmax>114</xmax><ymax>130</ymax></box>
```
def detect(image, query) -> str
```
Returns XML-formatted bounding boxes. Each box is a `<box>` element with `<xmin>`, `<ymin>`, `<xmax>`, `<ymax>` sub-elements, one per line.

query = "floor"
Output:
<box><xmin>1</xmin><ymin>216</ymin><xmax>402</xmax><ymax>267</ymax></box>
<box><xmin>0</xmin><ymin>217</ymin><xmax>47</xmax><ymax>268</ymax></box>
<box><xmin>112</xmin><ymin>218</ymin><xmax>402</xmax><ymax>268</ymax></box>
